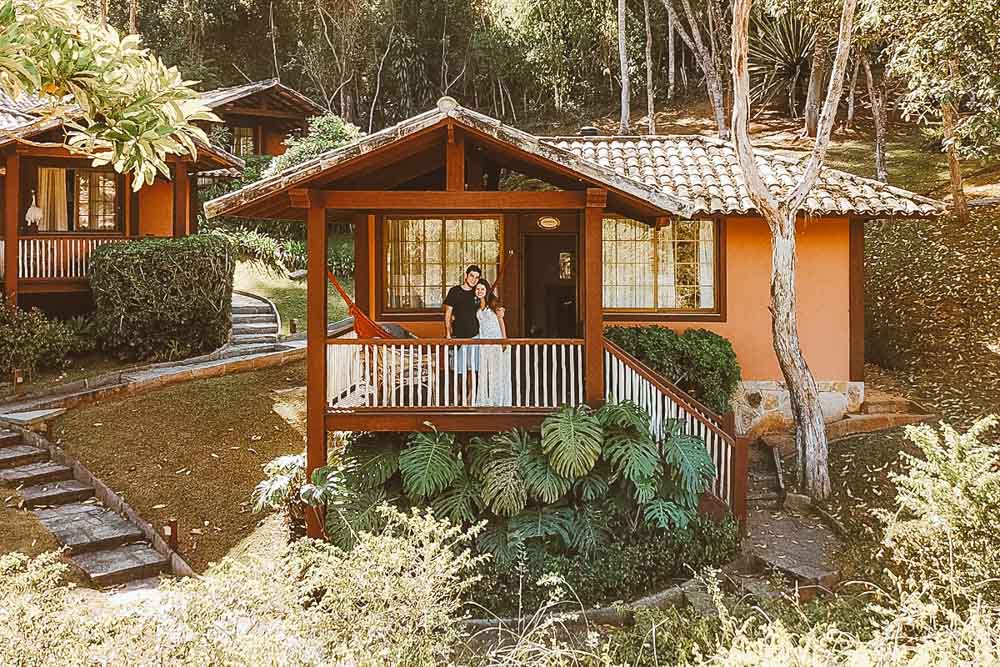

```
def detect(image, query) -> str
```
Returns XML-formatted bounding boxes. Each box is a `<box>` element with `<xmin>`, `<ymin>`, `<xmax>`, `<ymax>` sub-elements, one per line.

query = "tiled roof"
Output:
<box><xmin>545</xmin><ymin>135</ymin><xmax>943</xmax><ymax>217</ymax></box>
<box><xmin>199</xmin><ymin>79</ymin><xmax>324</xmax><ymax>115</ymax></box>
<box><xmin>205</xmin><ymin>97</ymin><xmax>944</xmax><ymax>220</ymax></box>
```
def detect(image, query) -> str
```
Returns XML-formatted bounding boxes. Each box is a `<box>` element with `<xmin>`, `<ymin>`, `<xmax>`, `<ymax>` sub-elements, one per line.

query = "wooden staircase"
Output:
<box><xmin>0</xmin><ymin>428</ymin><xmax>168</xmax><ymax>586</ymax></box>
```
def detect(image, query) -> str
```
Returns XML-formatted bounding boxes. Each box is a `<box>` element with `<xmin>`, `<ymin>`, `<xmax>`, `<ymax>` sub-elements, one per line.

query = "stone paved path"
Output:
<box><xmin>0</xmin><ymin>427</ymin><xmax>168</xmax><ymax>587</ymax></box>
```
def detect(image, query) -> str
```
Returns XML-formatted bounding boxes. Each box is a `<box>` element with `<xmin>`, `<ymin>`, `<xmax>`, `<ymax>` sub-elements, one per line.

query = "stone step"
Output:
<box><xmin>232</xmin><ymin>333</ymin><xmax>279</xmax><ymax>345</ymax></box>
<box><xmin>71</xmin><ymin>543</ymin><xmax>169</xmax><ymax>587</ymax></box>
<box><xmin>0</xmin><ymin>461</ymin><xmax>73</xmax><ymax>487</ymax></box>
<box><xmin>827</xmin><ymin>413</ymin><xmax>930</xmax><ymax>441</ymax></box>
<box><xmin>233</xmin><ymin>322</ymin><xmax>279</xmax><ymax>335</ymax></box>
<box><xmin>20</xmin><ymin>479</ymin><xmax>94</xmax><ymax>508</ymax></box>
<box><xmin>861</xmin><ymin>398</ymin><xmax>914</xmax><ymax>415</ymax></box>
<box><xmin>232</xmin><ymin>313</ymin><xmax>275</xmax><ymax>324</ymax></box>
<box><xmin>0</xmin><ymin>444</ymin><xmax>48</xmax><ymax>469</ymax></box>
<box><xmin>34</xmin><ymin>503</ymin><xmax>145</xmax><ymax>554</ymax></box>
<box><xmin>0</xmin><ymin>430</ymin><xmax>20</xmax><ymax>448</ymax></box>
<box><xmin>231</xmin><ymin>304</ymin><xmax>271</xmax><ymax>315</ymax></box>
<box><xmin>218</xmin><ymin>343</ymin><xmax>283</xmax><ymax>359</ymax></box>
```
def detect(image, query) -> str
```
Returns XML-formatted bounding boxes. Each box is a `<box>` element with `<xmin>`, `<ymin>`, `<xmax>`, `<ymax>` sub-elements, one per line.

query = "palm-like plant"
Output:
<box><xmin>540</xmin><ymin>405</ymin><xmax>603</xmax><ymax>479</ymax></box>
<box><xmin>660</xmin><ymin>419</ymin><xmax>717</xmax><ymax>503</ymax></box>
<box><xmin>398</xmin><ymin>427</ymin><xmax>462</xmax><ymax>501</ymax></box>
<box><xmin>431</xmin><ymin>469</ymin><xmax>484</xmax><ymax>524</ymax></box>
<box><xmin>748</xmin><ymin>10</ymin><xmax>815</xmax><ymax>115</ymax></box>
<box><xmin>520</xmin><ymin>435</ymin><xmax>572</xmax><ymax>504</ymax></box>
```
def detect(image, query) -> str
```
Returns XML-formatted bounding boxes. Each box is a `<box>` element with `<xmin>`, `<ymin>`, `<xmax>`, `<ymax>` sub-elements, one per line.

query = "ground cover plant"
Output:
<box><xmin>90</xmin><ymin>235</ymin><xmax>235</xmax><ymax>361</ymax></box>
<box><xmin>605</xmin><ymin>326</ymin><xmax>741</xmax><ymax>414</ymax></box>
<box><xmin>0</xmin><ymin>297</ymin><xmax>93</xmax><ymax>379</ymax></box>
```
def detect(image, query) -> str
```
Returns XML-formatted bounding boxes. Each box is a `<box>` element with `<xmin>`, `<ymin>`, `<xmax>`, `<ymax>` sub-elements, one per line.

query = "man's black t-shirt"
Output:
<box><xmin>445</xmin><ymin>285</ymin><xmax>480</xmax><ymax>338</ymax></box>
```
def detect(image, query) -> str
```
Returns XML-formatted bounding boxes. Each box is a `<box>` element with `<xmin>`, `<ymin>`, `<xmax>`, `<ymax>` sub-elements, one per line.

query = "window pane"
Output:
<box><xmin>657</xmin><ymin>219</ymin><xmax>715</xmax><ymax>310</ymax></box>
<box><xmin>384</xmin><ymin>217</ymin><xmax>501</xmax><ymax>310</ymax></box>
<box><xmin>602</xmin><ymin>218</ymin><xmax>654</xmax><ymax>308</ymax></box>
<box><xmin>232</xmin><ymin>127</ymin><xmax>256</xmax><ymax>156</ymax></box>
<box><xmin>74</xmin><ymin>170</ymin><xmax>118</xmax><ymax>231</ymax></box>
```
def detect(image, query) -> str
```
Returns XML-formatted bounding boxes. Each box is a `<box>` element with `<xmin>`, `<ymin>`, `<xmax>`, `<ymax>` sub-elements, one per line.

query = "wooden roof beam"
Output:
<box><xmin>292</xmin><ymin>189</ymin><xmax>588</xmax><ymax>210</ymax></box>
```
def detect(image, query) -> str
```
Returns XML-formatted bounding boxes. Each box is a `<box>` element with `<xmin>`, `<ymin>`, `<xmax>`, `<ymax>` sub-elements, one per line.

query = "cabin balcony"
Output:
<box><xmin>0</xmin><ymin>234</ymin><xmax>130</xmax><ymax>293</ymax></box>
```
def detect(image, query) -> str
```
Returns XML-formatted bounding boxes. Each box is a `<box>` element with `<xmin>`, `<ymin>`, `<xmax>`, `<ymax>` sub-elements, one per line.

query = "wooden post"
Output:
<box><xmin>584</xmin><ymin>188</ymin><xmax>606</xmax><ymax>406</ymax></box>
<box><xmin>172</xmin><ymin>162</ymin><xmax>189</xmax><ymax>237</ymax></box>
<box><xmin>446</xmin><ymin>124</ymin><xmax>465</xmax><ymax>192</ymax></box>
<box><xmin>352</xmin><ymin>213</ymin><xmax>370</xmax><ymax>316</ymax></box>
<box><xmin>3</xmin><ymin>151</ymin><xmax>19</xmax><ymax>304</ymax></box>
<box><xmin>732</xmin><ymin>437</ymin><xmax>751</xmax><ymax>530</ymax></box>
<box><xmin>189</xmin><ymin>175</ymin><xmax>200</xmax><ymax>235</ymax></box>
<box><xmin>305</xmin><ymin>203</ymin><xmax>328</xmax><ymax>539</ymax></box>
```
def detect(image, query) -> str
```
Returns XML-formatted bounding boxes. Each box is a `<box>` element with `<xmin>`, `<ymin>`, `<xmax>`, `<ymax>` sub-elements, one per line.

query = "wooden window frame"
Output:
<box><xmin>231</xmin><ymin>125</ymin><xmax>257</xmax><ymax>157</ymax></box>
<box><xmin>377</xmin><ymin>213</ymin><xmax>504</xmax><ymax>318</ymax></box>
<box><xmin>20</xmin><ymin>158</ymin><xmax>126</xmax><ymax>235</ymax></box>
<box><xmin>602</xmin><ymin>215</ymin><xmax>727</xmax><ymax>323</ymax></box>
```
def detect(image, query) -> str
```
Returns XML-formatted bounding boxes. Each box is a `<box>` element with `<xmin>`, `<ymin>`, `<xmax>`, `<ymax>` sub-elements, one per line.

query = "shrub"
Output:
<box><xmin>264</xmin><ymin>113</ymin><xmax>362</xmax><ymax>177</ymax></box>
<box><xmin>90</xmin><ymin>235</ymin><xmax>235</xmax><ymax>361</ymax></box>
<box><xmin>605</xmin><ymin>326</ymin><xmax>741</xmax><ymax>413</ymax></box>
<box><xmin>0</xmin><ymin>298</ymin><xmax>81</xmax><ymax>376</ymax></box>
<box><xmin>280</xmin><ymin>235</ymin><xmax>355</xmax><ymax>276</ymax></box>
<box><xmin>207</xmin><ymin>228</ymin><xmax>286</xmax><ymax>275</ymax></box>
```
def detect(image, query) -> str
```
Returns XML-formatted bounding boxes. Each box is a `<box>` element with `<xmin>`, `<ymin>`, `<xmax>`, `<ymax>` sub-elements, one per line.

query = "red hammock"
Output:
<box><xmin>325</xmin><ymin>251</ymin><xmax>513</xmax><ymax>340</ymax></box>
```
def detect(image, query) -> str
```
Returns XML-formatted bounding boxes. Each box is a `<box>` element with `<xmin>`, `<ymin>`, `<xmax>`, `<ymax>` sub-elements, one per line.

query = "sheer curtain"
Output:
<box><xmin>698</xmin><ymin>220</ymin><xmax>714</xmax><ymax>308</ymax></box>
<box><xmin>658</xmin><ymin>223</ymin><xmax>676</xmax><ymax>308</ymax></box>
<box><xmin>37</xmin><ymin>167</ymin><xmax>68</xmax><ymax>231</ymax></box>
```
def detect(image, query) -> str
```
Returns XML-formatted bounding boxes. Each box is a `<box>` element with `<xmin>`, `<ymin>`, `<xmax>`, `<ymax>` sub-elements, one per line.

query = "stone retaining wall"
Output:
<box><xmin>733</xmin><ymin>380</ymin><xmax>865</xmax><ymax>438</ymax></box>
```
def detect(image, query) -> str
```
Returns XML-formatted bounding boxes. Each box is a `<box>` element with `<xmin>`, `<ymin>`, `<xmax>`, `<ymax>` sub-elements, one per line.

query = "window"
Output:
<box><xmin>34</xmin><ymin>166</ymin><xmax>120</xmax><ymax>232</ymax></box>
<box><xmin>384</xmin><ymin>217</ymin><xmax>502</xmax><ymax>310</ymax></box>
<box><xmin>603</xmin><ymin>217</ymin><xmax>717</xmax><ymax>312</ymax></box>
<box><xmin>232</xmin><ymin>126</ymin><xmax>256</xmax><ymax>156</ymax></box>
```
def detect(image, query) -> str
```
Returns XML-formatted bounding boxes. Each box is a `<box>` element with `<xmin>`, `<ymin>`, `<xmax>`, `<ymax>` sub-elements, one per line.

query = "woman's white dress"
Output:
<box><xmin>475</xmin><ymin>307</ymin><xmax>512</xmax><ymax>406</ymax></box>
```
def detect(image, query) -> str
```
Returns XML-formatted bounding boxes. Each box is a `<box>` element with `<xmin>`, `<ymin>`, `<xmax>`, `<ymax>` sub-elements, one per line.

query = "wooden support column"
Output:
<box><xmin>305</xmin><ymin>204</ymin><xmax>328</xmax><ymax>538</ymax></box>
<box><xmin>172</xmin><ymin>162</ymin><xmax>189</xmax><ymax>237</ymax></box>
<box><xmin>584</xmin><ymin>188</ymin><xmax>607</xmax><ymax>406</ymax></box>
<box><xmin>352</xmin><ymin>213</ymin><xmax>370</xmax><ymax>316</ymax></box>
<box><xmin>4</xmin><ymin>151</ymin><xmax>19</xmax><ymax>304</ymax></box>
<box><xmin>466</xmin><ymin>146</ymin><xmax>484</xmax><ymax>191</ymax></box>
<box><xmin>446</xmin><ymin>124</ymin><xmax>465</xmax><ymax>191</ymax></box>
<box><xmin>189</xmin><ymin>175</ymin><xmax>200</xmax><ymax>235</ymax></box>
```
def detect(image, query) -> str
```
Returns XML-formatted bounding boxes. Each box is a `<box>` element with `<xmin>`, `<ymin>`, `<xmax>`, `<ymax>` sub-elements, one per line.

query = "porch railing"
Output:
<box><xmin>4</xmin><ymin>236</ymin><xmax>129</xmax><ymax>280</ymax></box>
<box><xmin>604</xmin><ymin>338</ymin><xmax>738</xmax><ymax>507</ymax></box>
<box><xmin>327</xmin><ymin>337</ymin><xmax>585</xmax><ymax>410</ymax></box>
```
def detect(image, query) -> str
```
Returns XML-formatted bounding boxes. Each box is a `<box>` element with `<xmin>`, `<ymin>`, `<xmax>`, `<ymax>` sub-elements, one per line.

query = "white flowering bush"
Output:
<box><xmin>0</xmin><ymin>507</ymin><xmax>482</xmax><ymax>666</ymax></box>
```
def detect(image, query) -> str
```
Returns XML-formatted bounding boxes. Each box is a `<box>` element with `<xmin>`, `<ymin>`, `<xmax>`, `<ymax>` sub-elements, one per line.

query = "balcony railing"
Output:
<box><xmin>327</xmin><ymin>337</ymin><xmax>585</xmax><ymax>410</ymax></box>
<box><xmin>0</xmin><ymin>235</ymin><xmax>130</xmax><ymax>280</ymax></box>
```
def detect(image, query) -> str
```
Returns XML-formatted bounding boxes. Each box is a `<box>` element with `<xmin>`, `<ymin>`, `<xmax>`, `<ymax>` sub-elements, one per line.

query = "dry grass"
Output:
<box><xmin>52</xmin><ymin>362</ymin><xmax>307</xmax><ymax>572</ymax></box>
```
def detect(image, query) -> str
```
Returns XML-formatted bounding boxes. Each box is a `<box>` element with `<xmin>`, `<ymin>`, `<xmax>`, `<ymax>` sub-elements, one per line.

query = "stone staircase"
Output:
<box><xmin>746</xmin><ymin>440</ymin><xmax>784</xmax><ymax>509</ymax></box>
<box><xmin>0</xmin><ymin>428</ymin><xmax>168</xmax><ymax>586</ymax></box>
<box><xmin>230</xmin><ymin>292</ymin><xmax>280</xmax><ymax>351</ymax></box>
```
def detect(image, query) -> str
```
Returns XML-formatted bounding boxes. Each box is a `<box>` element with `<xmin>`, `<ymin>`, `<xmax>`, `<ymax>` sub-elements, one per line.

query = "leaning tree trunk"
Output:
<box><xmin>803</xmin><ymin>26</ymin><xmax>832</xmax><ymax>137</ymax></box>
<box><xmin>643</xmin><ymin>0</ymin><xmax>656</xmax><ymax>133</ymax></box>
<box><xmin>845</xmin><ymin>58</ymin><xmax>859</xmax><ymax>128</ymax></box>
<box><xmin>941</xmin><ymin>101</ymin><xmax>970</xmax><ymax>223</ymax></box>
<box><xmin>668</xmin><ymin>10</ymin><xmax>676</xmax><ymax>99</ymax></box>
<box><xmin>618</xmin><ymin>0</ymin><xmax>632</xmax><ymax>133</ymax></box>
<box><xmin>862</xmin><ymin>55</ymin><xmax>888</xmax><ymax>183</ymax></box>
<box><xmin>769</xmin><ymin>209</ymin><xmax>831</xmax><ymax>498</ymax></box>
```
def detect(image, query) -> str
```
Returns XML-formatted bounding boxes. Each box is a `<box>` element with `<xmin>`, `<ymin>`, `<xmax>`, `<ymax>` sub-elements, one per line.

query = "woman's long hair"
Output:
<box><xmin>476</xmin><ymin>278</ymin><xmax>502</xmax><ymax>313</ymax></box>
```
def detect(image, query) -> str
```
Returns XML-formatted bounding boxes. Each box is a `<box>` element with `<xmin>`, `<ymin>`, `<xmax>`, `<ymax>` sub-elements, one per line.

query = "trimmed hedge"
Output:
<box><xmin>90</xmin><ymin>236</ymin><xmax>235</xmax><ymax>360</ymax></box>
<box><xmin>0</xmin><ymin>297</ymin><xmax>84</xmax><ymax>376</ymax></box>
<box><xmin>605</xmin><ymin>326</ymin><xmax>741</xmax><ymax>413</ymax></box>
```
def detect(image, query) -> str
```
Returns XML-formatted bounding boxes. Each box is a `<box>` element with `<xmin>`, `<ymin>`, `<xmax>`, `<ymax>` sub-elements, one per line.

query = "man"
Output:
<box><xmin>444</xmin><ymin>265</ymin><xmax>482</xmax><ymax>403</ymax></box>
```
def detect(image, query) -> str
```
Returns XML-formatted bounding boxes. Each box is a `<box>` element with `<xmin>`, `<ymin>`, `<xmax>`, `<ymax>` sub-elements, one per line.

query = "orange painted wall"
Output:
<box><xmin>379</xmin><ymin>216</ymin><xmax>853</xmax><ymax>383</ymax></box>
<box><xmin>138</xmin><ymin>179</ymin><xmax>174</xmax><ymax>236</ymax></box>
<box><xmin>263</xmin><ymin>128</ymin><xmax>287</xmax><ymax>156</ymax></box>
<box><xmin>626</xmin><ymin>217</ymin><xmax>852</xmax><ymax>381</ymax></box>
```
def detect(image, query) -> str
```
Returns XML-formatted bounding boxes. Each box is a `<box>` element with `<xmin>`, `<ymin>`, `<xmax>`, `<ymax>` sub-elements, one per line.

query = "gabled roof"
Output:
<box><xmin>199</xmin><ymin>78</ymin><xmax>324</xmax><ymax>117</ymax></box>
<box><xmin>0</xmin><ymin>91</ymin><xmax>244</xmax><ymax>173</ymax></box>
<box><xmin>205</xmin><ymin>97</ymin><xmax>944</xmax><ymax>220</ymax></box>
<box><xmin>548</xmin><ymin>135</ymin><xmax>943</xmax><ymax>217</ymax></box>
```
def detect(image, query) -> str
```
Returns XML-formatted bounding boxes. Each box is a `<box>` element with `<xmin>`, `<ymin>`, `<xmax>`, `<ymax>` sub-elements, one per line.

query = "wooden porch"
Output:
<box><xmin>0</xmin><ymin>234</ymin><xmax>130</xmax><ymax>293</ymax></box>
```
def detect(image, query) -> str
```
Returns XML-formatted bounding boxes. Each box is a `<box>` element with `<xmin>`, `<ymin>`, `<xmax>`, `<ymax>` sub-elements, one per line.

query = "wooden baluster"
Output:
<box><xmin>532</xmin><ymin>345</ymin><xmax>540</xmax><ymax>408</ymax></box>
<box><xmin>514</xmin><ymin>343</ymin><xmax>521</xmax><ymax>407</ymax></box>
<box><xmin>569</xmin><ymin>346</ymin><xmax>576</xmax><ymax>405</ymax></box>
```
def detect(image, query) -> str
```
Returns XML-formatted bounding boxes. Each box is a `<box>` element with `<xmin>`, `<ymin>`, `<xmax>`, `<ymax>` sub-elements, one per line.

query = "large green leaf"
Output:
<box><xmin>398</xmin><ymin>427</ymin><xmax>462</xmax><ymax>501</ymax></box>
<box><xmin>509</xmin><ymin>505</ymin><xmax>576</xmax><ymax>548</ymax></box>
<box><xmin>643</xmin><ymin>499</ymin><xmax>693</xmax><ymax>531</ymax></box>
<box><xmin>571</xmin><ymin>503</ymin><xmax>613</xmax><ymax>555</ymax></box>
<box><xmin>481</xmin><ymin>449</ymin><xmax>529</xmax><ymax>517</ymax></box>
<box><xmin>476</xmin><ymin>522</ymin><xmax>525</xmax><ymax>567</ymax></box>
<box><xmin>520</xmin><ymin>436</ymin><xmax>572</xmax><ymax>503</ymax></box>
<box><xmin>343</xmin><ymin>440</ymin><xmax>400</xmax><ymax>490</ymax></box>
<box><xmin>540</xmin><ymin>404</ymin><xmax>603</xmax><ymax>479</ymax></box>
<box><xmin>573</xmin><ymin>467</ymin><xmax>612</xmax><ymax>502</ymax></box>
<box><xmin>324</xmin><ymin>486</ymin><xmax>389</xmax><ymax>550</ymax></box>
<box><xmin>431</xmin><ymin>470</ymin><xmax>484</xmax><ymax>524</ymax></box>
<box><xmin>660</xmin><ymin>419</ymin><xmax>717</xmax><ymax>500</ymax></box>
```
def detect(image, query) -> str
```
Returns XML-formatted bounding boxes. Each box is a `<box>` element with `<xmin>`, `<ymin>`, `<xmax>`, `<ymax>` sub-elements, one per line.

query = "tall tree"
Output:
<box><xmin>862</xmin><ymin>53</ymin><xmax>888</xmax><ymax>182</ymax></box>
<box><xmin>618</xmin><ymin>0</ymin><xmax>631</xmax><ymax>133</ymax></box>
<box><xmin>643</xmin><ymin>0</ymin><xmax>656</xmax><ymax>133</ymax></box>
<box><xmin>661</xmin><ymin>0</ymin><xmax>731</xmax><ymax>139</ymax></box>
<box><xmin>667</xmin><ymin>9</ymin><xmax>676</xmax><ymax>99</ymax></box>
<box><xmin>731</xmin><ymin>0</ymin><xmax>858</xmax><ymax>498</ymax></box>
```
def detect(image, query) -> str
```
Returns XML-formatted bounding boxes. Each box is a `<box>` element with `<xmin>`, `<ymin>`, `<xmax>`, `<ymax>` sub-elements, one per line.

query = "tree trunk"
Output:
<box><xmin>129</xmin><ymin>0</ymin><xmax>138</xmax><ymax>34</ymax></box>
<box><xmin>643</xmin><ymin>0</ymin><xmax>656</xmax><ymax>133</ymax></box>
<box><xmin>769</xmin><ymin>210</ymin><xmax>831</xmax><ymax>498</ymax></box>
<box><xmin>845</xmin><ymin>58</ymin><xmax>859</xmax><ymax>128</ymax></box>
<box><xmin>618</xmin><ymin>0</ymin><xmax>631</xmax><ymax>134</ymax></box>
<box><xmin>862</xmin><ymin>55</ymin><xmax>888</xmax><ymax>183</ymax></box>
<box><xmin>941</xmin><ymin>101</ymin><xmax>969</xmax><ymax>223</ymax></box>
<box><xmin>803</xmin><ymin>28</ymin><xmax>832</xmax><ymax>137</ymax></box>
<box><xmin>668</xmin><ymin>10</ymin><xmax>676</xmax><ymax>99</ymax></box>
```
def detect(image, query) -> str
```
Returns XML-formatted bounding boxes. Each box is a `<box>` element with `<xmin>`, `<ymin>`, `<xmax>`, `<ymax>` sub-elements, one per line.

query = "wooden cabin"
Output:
<box><xmin>205</xmin><ymin>97</ymin><xmax>942</xmax><ymax>529</ymax></box>
<box><xmin>199</xmin><ymin>79</ymin><xmax>325</xmax><ymax>158</ymax></box>
<box><xmin>0</xmin><ymin>91</ymin><xmax>243</xmax><ymax>312</ymax></box>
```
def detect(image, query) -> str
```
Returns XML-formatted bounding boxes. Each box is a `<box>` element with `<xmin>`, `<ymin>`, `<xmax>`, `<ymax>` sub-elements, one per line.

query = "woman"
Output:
<box><xmin>474</xmin><ymin>279</ymin><xmax>512</xmax><ymax>406</ymax></box>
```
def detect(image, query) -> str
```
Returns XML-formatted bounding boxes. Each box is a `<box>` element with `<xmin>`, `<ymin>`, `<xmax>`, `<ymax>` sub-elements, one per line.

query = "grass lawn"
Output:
<box><xmin>234</xmin><ymin>263</ymin><xmax>352</xmax><ymax>335</ymax></box>
<box><xmin>52</xmin><ymin>361</ymin><xmax>307</xmax><ymax>572</ymax></box>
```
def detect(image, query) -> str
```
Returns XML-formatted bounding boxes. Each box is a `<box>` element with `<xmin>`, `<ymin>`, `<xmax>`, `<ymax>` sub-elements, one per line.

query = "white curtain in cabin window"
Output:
<box><xmin>698</xmin><ymin>220</ymin><xmax>714</xmax><ymax>308</ymax></box>
<box><xmin>37</xmin><ymin>167</ymin><xmax>68</xmax><ymax>231</ymax></box>
<box><xmin>657</xmin><ymin>223</ymin><xmax>676</xmax><ymax>308</ymax></box>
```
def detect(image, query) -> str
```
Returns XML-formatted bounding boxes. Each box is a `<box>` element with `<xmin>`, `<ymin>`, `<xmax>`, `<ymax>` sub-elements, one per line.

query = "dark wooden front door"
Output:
<box><xmin>522</xmin><ymin>233</ymin><xmax>579</xmax><ymax>338</ymax></box>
